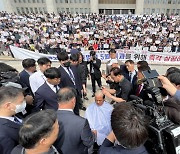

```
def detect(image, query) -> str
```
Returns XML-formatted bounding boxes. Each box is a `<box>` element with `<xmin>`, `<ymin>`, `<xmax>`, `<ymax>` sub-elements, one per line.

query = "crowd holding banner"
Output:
<box><xmin>10</xmin><ymin>45</ymin><xmax>180</xmax><ymax>65</ymax></box>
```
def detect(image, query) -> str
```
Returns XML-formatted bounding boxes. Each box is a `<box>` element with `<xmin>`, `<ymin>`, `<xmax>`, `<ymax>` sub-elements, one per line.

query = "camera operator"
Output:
<box><xmin>165</xmin><ymin>67</ymin><xmax>180</xmax><ymax>77</ymax></box>
<box><xmin>167</xmin><ymin>72</ymin><xmax>180</xmax><ymax>91</ymax></box>
<box><xmin>158</xmin><ymin>76</ymin><xmax>180</xmax><ymax>101</ymax></box>
<box><xmin>88</xmin><ymin>50</ymin><xmax>102</xmax><ymax>97</ymax></box>
<box><xmin>163</xmin><ymin>97</ymin><xmax>180</xmax><ymax>124</ymax></box>
<box><xmin>99</xmin><ymin>103</ymin><xmax>148</xmax><ymax>154</ymax></box>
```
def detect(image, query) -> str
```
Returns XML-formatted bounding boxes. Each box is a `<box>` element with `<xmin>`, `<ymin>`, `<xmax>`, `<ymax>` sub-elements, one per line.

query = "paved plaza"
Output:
<box><xmin>0</xmin><ymin>56</ymin><xmax>179</xmax><ymax>116</ymax></box>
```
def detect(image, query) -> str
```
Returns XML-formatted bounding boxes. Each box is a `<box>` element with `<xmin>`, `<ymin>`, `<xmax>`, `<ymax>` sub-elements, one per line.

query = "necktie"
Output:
<box><xmin>136</xmin><ymin>84</ymin><xmax>142</xmax><ymax>96</ymax></box>
<box><xmin>14</xmin><ymin>116</ymin><xmax>21</xmax><ymax>124</ymax></box>
<box><xmin>67</xmin><ymin>67</ymin><xmax>76</xmax><ymax>86</ymax></box>
<box><xmin>54</xmin><ymin>85</ymin><xmax>59</xmax><ymax>93</ymax></box>
<box><xmin>129</xmin><ymin>72</ymin><xmax>132</xmax><ymax>82</ymax></box>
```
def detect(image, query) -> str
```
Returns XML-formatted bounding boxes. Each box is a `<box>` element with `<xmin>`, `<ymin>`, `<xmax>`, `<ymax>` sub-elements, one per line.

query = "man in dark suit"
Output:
<box><xmin>11</xmin><ymin>110</ymin><xmax>62</xmax><ymax>154</ymax></box>
<box><xmin>19</xmin><ymin>58</ymin><xmax>36</xmax><ymax>115</ymax></box>
<box><xmin>33</xmin><ymin>67</ymin><xmax>61</xmax><ymax>112</ymax></box>
<box><xmin>136</xmin><ymin>64</ymin><xmax>151</xmax><ymax>101</ymax></box>
<box><xmin>54</xmin><ymin>87</ymin><xmax>95</xmax><ymax>154</ymax></box>
<box><xmin>125</xmin><ymin>60</ymin><xmax>137</xmax><ymax>94</ymax></box>
<box><xmin>99</xmin><ymin>103</ymin><xmax>148</xmax><ymax>154</ymax></box>
<box><xmin>57</xmin><ymin>51</ymin><xmax>82</xmax><ymax>115</ymax></box>
<box><xmin>88</xmin><ymin>50</ymin><xmax>102</xmax><ymax>97</ymax></box>
<box><xmin>19</xmin><ymin>58</ymin><xmax>36</xmax><ymax>91</ymax></box>
<box><xmin>0</xmin><ymin>86</ymin><xmax>25</xmax><ymax>154</ymax></box>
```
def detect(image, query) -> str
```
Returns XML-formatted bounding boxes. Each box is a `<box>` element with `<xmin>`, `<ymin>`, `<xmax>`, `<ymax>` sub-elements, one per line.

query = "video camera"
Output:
<box><xmin>130</xmin><ymin>70</ymin><xmax>180</xmax><ymax>154</ymax></box>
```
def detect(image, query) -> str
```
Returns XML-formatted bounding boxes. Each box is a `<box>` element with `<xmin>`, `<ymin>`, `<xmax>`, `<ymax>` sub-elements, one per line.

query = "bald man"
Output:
<box><xmin>85</xmin><ymin>90</ymin><xmax>113</xmax><ymax>146</ymax></box>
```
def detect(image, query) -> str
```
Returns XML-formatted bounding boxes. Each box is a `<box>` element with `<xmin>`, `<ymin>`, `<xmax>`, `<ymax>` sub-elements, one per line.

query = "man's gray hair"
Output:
<box><xmin>95</xmin><ymin>90</ymin><xmax>105</xmax><ymax>98</ymax></box>
<box><xmin>57</xmin><ymin>87</ymin><xmax>77</xmax><ymax>104</ymax></box>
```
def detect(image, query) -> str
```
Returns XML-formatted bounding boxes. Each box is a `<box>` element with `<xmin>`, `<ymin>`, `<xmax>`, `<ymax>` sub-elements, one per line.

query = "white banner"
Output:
<box><xmin>10</xmin><ymin>46</ymin><xmax>180</xmax><ymax>65</ymax></box>
<box><xmin>10</xmin><ymin>46</ymin><xmax>58</xmax><ymax>61</ymax></box>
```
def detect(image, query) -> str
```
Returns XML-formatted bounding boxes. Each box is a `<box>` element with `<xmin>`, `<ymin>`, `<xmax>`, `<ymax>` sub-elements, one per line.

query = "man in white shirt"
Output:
<box><xmin>0</xmin><ymin>86</ymin><xmax>26</xmax><ymax>154</ymax></box>
<box><xmin>106</xmin><ymin>49</ymin><xmax>124</xmax><ymax>76</ymax></box>
<box><xmin>85</xmin><ymin>90</ymin><xmax>113</xmax><ymax>146</ymax></box>
<box><xmin>29</xmin><ymin>57</ymin><xmax>51</xmax><ymax>94</ymax></box>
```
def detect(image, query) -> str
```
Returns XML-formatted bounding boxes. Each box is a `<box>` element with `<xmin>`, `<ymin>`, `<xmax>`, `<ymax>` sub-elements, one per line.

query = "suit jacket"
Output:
<box><xmin>0</xmin><ymin>118</ymin><xmax>21</xmax><ymax>154</ymax></box>
<box><xmin>11</xmin><ymin>145</ymin><xmax>62</xmax><ymax>154</ymax></box>
<box><xmin>124</xmin><ymin>70</ymin><xmax>137</xmax><ymax>94</ymax></box>
<box><xmin>54</xmin><ymin>110</ymin><xmax>95</xmax><ymax>154</ymax></box>
<box><xmin>19</xmin><ymin>70</ymin><xmax>30</xmax><ymax>89</ymax></box>
<box><xmin>58</xmin><ymin>66</ymin><xmax>82</xmax><ymax>94</ymax></box>
<box><xmin>135</xmin><ymin>84</ymin><xmax>149</xmax><ymax>101</ymax></box>
<box><xmin>89</xmin><ymin>58</ymin><xmax>101</xmax><ymax>79</ymax></box>
<box><xmin>33</xmin><ymin>82</ymin><xmax>58</xmax><ymax>112</ymax></box>
<box><xmin>99</xmin><ymin>138</ymin><xmax>148</xmax><ymax>154</ymax></box>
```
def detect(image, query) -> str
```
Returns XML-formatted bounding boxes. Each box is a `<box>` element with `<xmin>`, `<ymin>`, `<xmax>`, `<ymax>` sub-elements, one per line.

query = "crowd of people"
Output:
<box><xmin>0</xmin><ymin>47</ymin><xmax>180</xmax><ymax>154</ymax></box>
<box><xmin>0</xmin><ymin>11</ymin><xmax>180</xmax><ymax>55</ymax></box>
<box><xmin>0</xmin><ymin>9</ymin><xmax>180</xmax><ymax>154</ymax></box>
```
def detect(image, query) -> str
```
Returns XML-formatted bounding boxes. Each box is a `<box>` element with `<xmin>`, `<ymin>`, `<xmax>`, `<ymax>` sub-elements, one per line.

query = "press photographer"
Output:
<box><xmin>131</xmin><ymin>69</ymin><xmax>180</xmax><ymax>154</ymax></box>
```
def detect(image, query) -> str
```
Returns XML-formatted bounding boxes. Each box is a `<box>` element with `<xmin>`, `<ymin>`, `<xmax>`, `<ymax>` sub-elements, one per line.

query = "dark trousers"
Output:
<box><xmin>73</xmin><ymin>89</ymin><xmax>82</xmax><ymax>116</ymax></box>
<box><xmin>91</xmin><ymin>73</ymin><xmax>102</xmax><ymax>93</ymax></box>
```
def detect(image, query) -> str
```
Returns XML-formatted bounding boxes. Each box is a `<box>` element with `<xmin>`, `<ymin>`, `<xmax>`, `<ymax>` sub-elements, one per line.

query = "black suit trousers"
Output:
<box><xmin>91</xmin><ymin>73</ymin><xmax>102</xmax><ymax>93</ymax></box>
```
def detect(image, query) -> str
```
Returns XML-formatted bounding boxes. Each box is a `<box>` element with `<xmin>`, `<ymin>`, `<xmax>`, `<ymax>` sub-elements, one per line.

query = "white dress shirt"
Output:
<box><xmin>29</xmin><ymin>70</ymin><xmax>46</xmax><ymax>94</ymax></box>
<box><xmin>46</xmin><ymin>81</ymin><xmax>59</xmax><ymax>93</ymax></box>
<box><xmin>0</xmin><ymin>116</ymin><xmax>22</xmax><ymax>123</ymax></box>
<box><xmin>58</xmin><ymin>109</ymin><xmax>73</xmax><ymax>112</ymax></box>
<box><xmin>129</xmin><ymin>70</ymin><xmax>136</xmax><ymax>83</ymax></box>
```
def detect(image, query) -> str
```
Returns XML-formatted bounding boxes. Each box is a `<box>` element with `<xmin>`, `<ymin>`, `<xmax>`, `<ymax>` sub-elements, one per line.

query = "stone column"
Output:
<box><xmin>136</xmin><ymin>0</ymin><xmax>144</xmax><ymax>15</ymax></box>
<box><xmin>90</xmin><ymin>0</ymin><xmax>98</xmax><ymax>14</ymax></box>
<box><xmin>46</xmin><ymin>0</ymin><xmax>57</xmax><ymax>14</ymax></box>
<box><xmin>2</xmin><ymin>0</ymin><xmax>14</xmax><ymax>13</ymax></box>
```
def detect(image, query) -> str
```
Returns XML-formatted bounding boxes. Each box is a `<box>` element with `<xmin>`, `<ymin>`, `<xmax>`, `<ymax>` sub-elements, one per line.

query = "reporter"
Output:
<box><xmin>99</xmin><ymin>103</ymin><xmax>148</xmax><ymax>154</ymax></box>
<box><xmin>164</xmin><ymin>97</ymin><xmax>180</xmax><ymax>124</ymax></box>
<box><xmin>158</xmin><ymin>76</ymin><xmax>180</xmax><ymax>101</ymax></box>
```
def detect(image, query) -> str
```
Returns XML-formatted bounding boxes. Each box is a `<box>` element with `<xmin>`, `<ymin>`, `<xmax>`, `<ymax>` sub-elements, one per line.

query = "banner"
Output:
<box><xmin>10</xmin><ymin>46</ymin><xmax>58</xmax><ymax>61</ymax></box>
<box><xmin>10</xmin><ymin>46</ymin><xmax>180</xmax><ymax>65</ymax></box>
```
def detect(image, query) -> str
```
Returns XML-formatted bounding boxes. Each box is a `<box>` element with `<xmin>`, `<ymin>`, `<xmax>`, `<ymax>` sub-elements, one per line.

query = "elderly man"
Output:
<box><xmin>85</xmin><ymin>90</ymin><xmax>113</xmax><ymax>147</ymax></box>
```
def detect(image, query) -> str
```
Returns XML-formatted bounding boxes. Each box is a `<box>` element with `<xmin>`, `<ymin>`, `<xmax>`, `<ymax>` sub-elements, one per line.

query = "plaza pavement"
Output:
<box><xmin>0</xmin><ymin>56</ymin><xmax>180</xmax><ymax>117</ymax></box>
